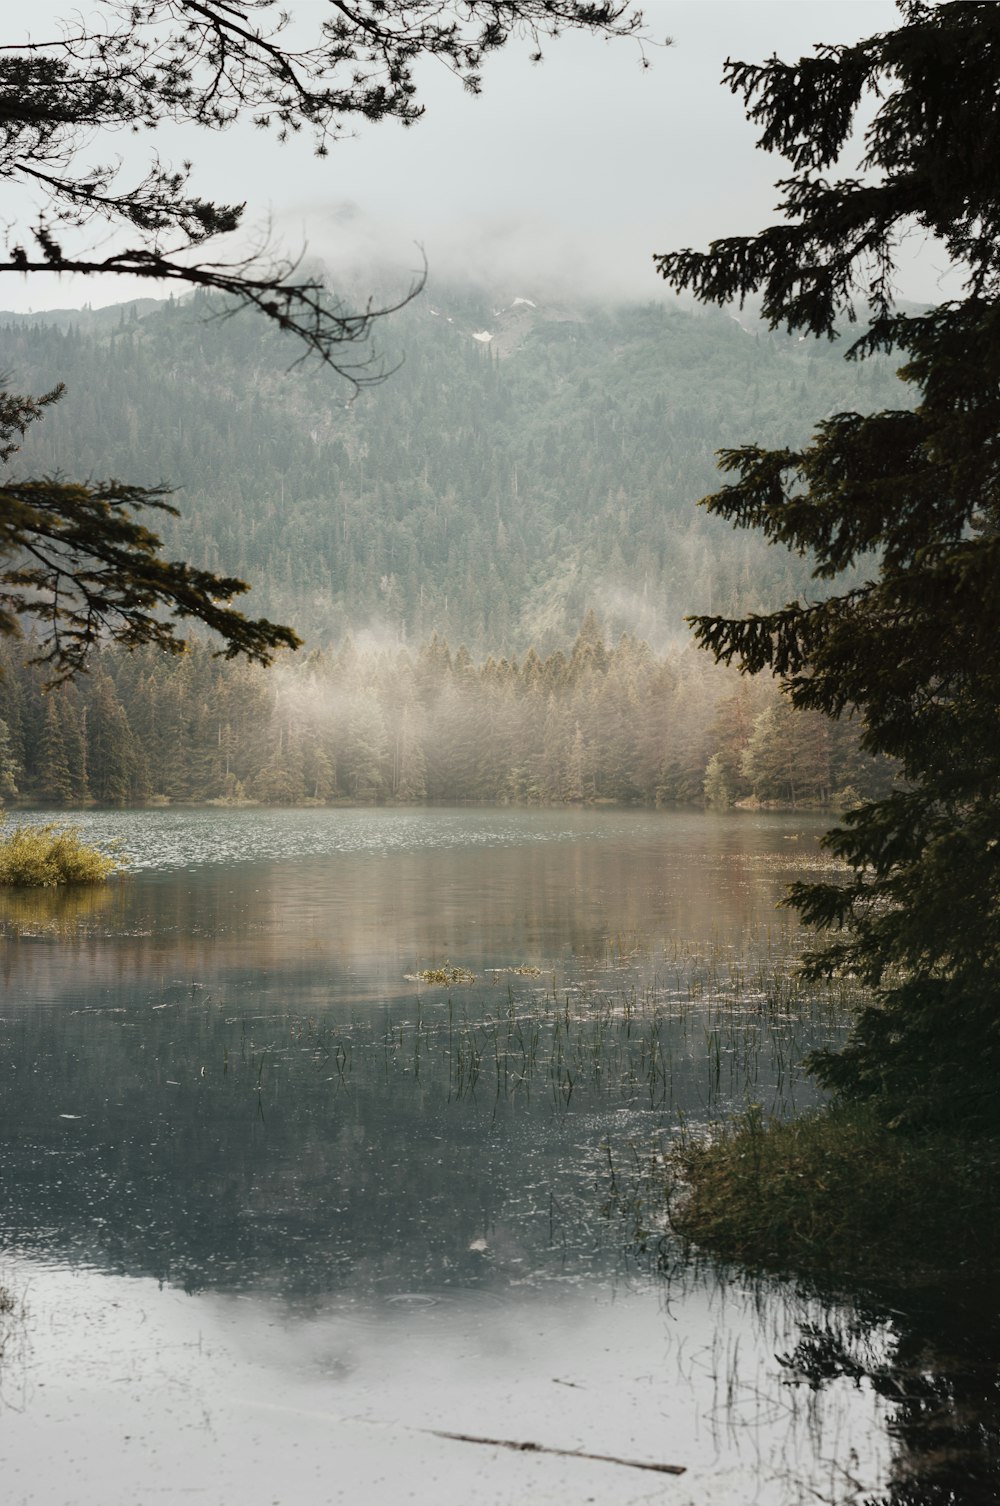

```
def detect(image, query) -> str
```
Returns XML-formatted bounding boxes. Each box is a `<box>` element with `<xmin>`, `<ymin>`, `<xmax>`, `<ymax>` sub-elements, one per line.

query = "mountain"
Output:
<box><xmin>0</xmin><ymin>281</ymin><xmax>908</xmax><ymax>655</ymax></box>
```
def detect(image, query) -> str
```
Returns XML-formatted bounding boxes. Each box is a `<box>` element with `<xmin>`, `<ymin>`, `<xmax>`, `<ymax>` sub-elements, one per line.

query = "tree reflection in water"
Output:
<box><xmin>773</xmin><ymin>1283</ymin><xmax>1000</xmax><ymax>1505</ymax></box>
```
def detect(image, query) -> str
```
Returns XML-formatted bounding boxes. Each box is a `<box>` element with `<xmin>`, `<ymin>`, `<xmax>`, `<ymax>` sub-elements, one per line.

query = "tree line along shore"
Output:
<box><xmin>0</xmin><ymin>614</ymin><xmax>890</xmax><ymax>811</ymax></box>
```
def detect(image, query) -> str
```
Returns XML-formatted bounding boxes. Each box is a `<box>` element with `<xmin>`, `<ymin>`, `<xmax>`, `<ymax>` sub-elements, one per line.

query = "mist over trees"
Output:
<box><xmin>0</xmin><ymin>278</ymin><xmax>909</xmax><ymax>809</ymax></box>
<box><xmin>0</xmin><ymin>615</ymin><xmax>890</xmax><ymax>811</ymax></box>
<box><xmin>0</xmin><ymin>1</ymin><xmax>646</xmax><ymax>370</ymax></box>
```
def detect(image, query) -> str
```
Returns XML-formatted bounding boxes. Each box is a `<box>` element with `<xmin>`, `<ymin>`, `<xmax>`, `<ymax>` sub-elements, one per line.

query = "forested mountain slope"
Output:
<box><xmin>0</xmin><ymin>283</ymin><xmax>907</xmax><ymax>655</ymax></box>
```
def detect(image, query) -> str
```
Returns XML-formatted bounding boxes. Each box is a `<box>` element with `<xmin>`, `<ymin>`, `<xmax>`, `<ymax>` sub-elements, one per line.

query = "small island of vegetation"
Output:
<box><xmin>0</xmin><ymin>819</ymin><xmax>122</xmax><ymax>886</ymax></box>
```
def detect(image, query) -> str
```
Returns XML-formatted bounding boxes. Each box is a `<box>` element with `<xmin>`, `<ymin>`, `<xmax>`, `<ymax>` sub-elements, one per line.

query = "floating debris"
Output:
<box><xmin>428</xmin><ymin>1429</ymin><xmax>685</xmax><ymax>1476</ymax></box>
<box><xmin>405</xmin><ymin>963</ymin><xmax>476</xmax><ymax>986</ymax></box>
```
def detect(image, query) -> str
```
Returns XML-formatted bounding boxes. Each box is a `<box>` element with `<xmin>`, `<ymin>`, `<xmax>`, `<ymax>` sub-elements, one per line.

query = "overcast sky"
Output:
<box><xmin>8</xmin><ymin>0</ymin><xmax>959</xmax><ymax>314</ymax></box>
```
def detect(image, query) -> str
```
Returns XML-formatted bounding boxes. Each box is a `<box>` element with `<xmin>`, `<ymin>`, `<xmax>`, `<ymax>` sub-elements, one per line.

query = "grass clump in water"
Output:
<box><xmin>405</xmin><ymin>962</ymin><xmax>476</xmax><ymax>986</ymax></box>
<box><xmin>0</xmin><ymin>822</ymin><xmax>123</xmax><ymax>886</ymax></box>
<box><xmin>672</xmin><ymin>1104</ymin><xmax>1000</xmax><ymax>1285</ymax></box>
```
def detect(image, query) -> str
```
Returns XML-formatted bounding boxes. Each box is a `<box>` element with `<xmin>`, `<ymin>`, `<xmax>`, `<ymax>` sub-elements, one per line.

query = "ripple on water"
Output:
<box><xmin>9</xmin><ymin>807</ymin><xmax>638</xmax><ymax>874</ymax></box>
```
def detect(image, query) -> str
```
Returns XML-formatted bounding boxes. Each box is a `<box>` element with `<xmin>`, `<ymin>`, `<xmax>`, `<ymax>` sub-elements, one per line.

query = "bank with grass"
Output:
<box><xmin>671</xmin><ymin>1104</ymin><xmax>1000</xmax><ymax>1289</ymax></box>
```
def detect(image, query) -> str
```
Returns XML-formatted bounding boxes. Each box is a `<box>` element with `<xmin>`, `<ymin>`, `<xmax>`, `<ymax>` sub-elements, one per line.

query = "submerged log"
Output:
<box><xmin>428</xmin><ymin>1428</ymin><xmax>686</xmax><ymax>1476</ymax></box>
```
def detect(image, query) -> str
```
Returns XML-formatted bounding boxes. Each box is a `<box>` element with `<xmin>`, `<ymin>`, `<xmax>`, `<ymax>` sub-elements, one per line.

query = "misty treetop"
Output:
<box><xmin>0</xmin><ymin>617</ymin><xmax>889</xmax><ymax>811</ymax></box>
<box><xmin>0</xmin><ymin>285</ymin><xmax>908</xmax><ymax>656</ymax></box>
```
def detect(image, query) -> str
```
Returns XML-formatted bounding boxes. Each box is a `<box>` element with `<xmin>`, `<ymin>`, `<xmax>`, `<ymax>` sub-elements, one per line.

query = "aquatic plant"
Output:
<box><xmin>486</xmin><ymin>965</ymin><xmax>543</xmax><ymax>978</ymax></box>
<box><xmin>0</xmin><ymin>821</ymin><xmax>123</xmax><ymax>886</ymax></box>
<box><xmin>0</xmin><ymin>1275</ymin><xmax>26</xmax><ymax>1370</ymax></box>
<box><xmin>405</xmin><ymin>963</ymin><xmax>476</xmax><ymax>986</ymax></box>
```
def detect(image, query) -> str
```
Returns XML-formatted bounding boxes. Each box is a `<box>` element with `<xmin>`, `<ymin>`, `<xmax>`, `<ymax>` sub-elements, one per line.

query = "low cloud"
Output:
<box><xmin>279</xmin><ymin>201</ymin><xmax>676</xmax><ymax>307</ymax></box>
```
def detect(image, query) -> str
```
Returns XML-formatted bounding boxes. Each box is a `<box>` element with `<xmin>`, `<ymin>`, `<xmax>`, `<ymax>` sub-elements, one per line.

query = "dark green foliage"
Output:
<box><xmin>671</xmin><ymin>1104</ymin><xmax>1000</xmax><ymax>1283</ymax></box>
<box><xmin>655</xmin><ymin>2</ymin><xmax>1000</xmax><ymax>346</ymax></box>
<box><xmin>657</xmin><ymin>1</ymin><xmax>1000</xmax><ymax>1127</ymax></box>
<box><xmin>0</xmin><ymin>385</ymin><xmax>300</xmax><ymax>677</ymax></box>
<box><xmin>35</xmin><ymin>698</ymin><xmax>73</xmax><ymax>804</ymax></box>
<box><xmin>87</xmin><ymin>671</ymin><xmax>144</xmax><ymax>805</ymax></box>
<box><xmin>0</xmin><ymin>716</ymin><xmax>18</xmax><ymax>798</ymax></box>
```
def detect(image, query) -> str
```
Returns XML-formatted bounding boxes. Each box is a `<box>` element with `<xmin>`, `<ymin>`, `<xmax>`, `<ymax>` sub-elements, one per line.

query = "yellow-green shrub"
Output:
<box><xmin>0</xmin><ymin>822</ymin><xmax>123</xmax><ymax>886</ymax></box>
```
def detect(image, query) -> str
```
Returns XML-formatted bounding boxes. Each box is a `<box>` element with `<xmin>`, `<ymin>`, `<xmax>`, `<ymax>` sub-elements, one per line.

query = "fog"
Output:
<box><xmin>5</xmin><ymin>0</ymin><xmax>959</xmax><ymax>317</ymax></box>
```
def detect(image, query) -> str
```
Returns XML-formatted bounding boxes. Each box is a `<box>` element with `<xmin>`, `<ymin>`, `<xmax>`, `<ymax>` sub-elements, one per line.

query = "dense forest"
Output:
<box><xmin>0</xmin><ymin>282</ymin><xmax>906</xmax><ymax>656</ymax></box>
<box><xmin>0</xmin><ymin>283</ymin><xmax>905</xmax><ymax>809</ymax></box>
<box><xmin>0</xmin><ymin>615</ymin><xmax>891</xmax><ymax>809</ymax></box>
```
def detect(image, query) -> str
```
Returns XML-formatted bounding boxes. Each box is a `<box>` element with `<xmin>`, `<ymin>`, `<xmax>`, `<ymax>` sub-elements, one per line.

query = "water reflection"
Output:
<box><xmin>0</xmin><ymin>881</ymin><xmax>122</xmax><ymax>935</ymax></box>
<box><xmin>0</xmin><ymin>1252</ymin><xmax>894</xmax><ymax>1506</ymax></box>
<box><xmin>0</xmin><ymin>978</ymin><xmax>840</xmax><ymax>1293</ymax></box>
<box><xmin>771</xmin><ymin>1284</ymin><xmax>1000</xmax><ymax>1505</ymax></box>
<box><xmin>1</xmin><ymin>806</ymin><xmax>823</xmax><ymax>998</ymax></box>
<box><xmin>0</xmin><ymin>808</ymin><xmax>967</xmax><ymax>1503</ymax></box>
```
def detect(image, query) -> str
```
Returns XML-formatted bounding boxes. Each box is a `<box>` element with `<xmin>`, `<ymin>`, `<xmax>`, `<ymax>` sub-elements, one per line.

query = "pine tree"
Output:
<box><xmin>536</xmin><ymin>697</ymin><xmax>571</xmax><ymax>803</ymax></box>
<box><xmin>345</xmin><ymin>692</ymin><xmax>388</xmax><ymax>801</ymax></box>
<box><xmin>473</xmin><ymin>679</ymin><xmax>515</xmax><ymax>802</ymax></box>
<box><xmin>703</xmin><ymin>683</ymin><xmax>759</xmax><ymax>807</ymax></box>
<box><xmin>569</xmin><ymin>610</ymin><xmax>609</xmax><ymax>678</ymax></box>
<box><xmin>702</xmin><ymin>753</ymin><xmax>732</xmax><ymax>811</ymax></box>
<box><xmin>303</xmin><ymin>736</ymin><xmax>337</xmax><ymax>803</ymax></box>
<box><xmin>35</xmin><ymin>697</ymin><xmax>74</xmax><ymax>804</ymax></box>
<box><xmin>56</xmin><ymin>686</ymin><xmax>90</xmax><ymax>802</ymax></box>
<box><xmin>87</xmin><ymin>672</ymin><xmax>139</xmax><ymax>805</ymax></box>
<box><xmin>252</xmin><ymin>712</ymin><xmax>307</xmax><ymax>804</ymax></box>
<box><xmin>656</xmin><ymin>0</ymin><xmax>1000</xmax><ymax>1126</ymax></box>
<box><xmin>395</xmin><ymin>703</ymin><xmax>428</xmax><ymax>803</ymax></box>
<box><xmin>740</xmin><ymin>699</ymin><xmax>831</xmax><ymax>808</ymax></box>
<box><xmin>0</xmin><ymin>718</ymin><xmax>18</xmax><ymax>800</ymax></box>
<box><xmin>564</xmin><ymin>724</ymin><xmax>587</xmax><ymax>803</ymax></box>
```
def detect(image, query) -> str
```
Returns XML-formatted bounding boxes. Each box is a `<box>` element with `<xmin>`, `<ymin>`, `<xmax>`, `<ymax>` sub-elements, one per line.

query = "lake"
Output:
<box><xmin>0</xmin><ymin>807</ymin><xmax>978</xmax><ymax>1503</ymax></box>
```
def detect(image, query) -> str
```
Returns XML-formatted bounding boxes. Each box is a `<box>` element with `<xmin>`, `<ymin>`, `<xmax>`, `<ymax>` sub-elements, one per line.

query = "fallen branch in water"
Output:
<box><xmin>428</xmin><ymin>1429</ymin><xmax>686</xmax><ymax>1476</ymax></box>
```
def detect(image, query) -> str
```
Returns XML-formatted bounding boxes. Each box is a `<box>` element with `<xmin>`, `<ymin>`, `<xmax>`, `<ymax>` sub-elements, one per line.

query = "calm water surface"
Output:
<box><xmin>0</xmin><ymin>808</ymin><xmax>983</xmax><ymax>1503</ymax></box>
